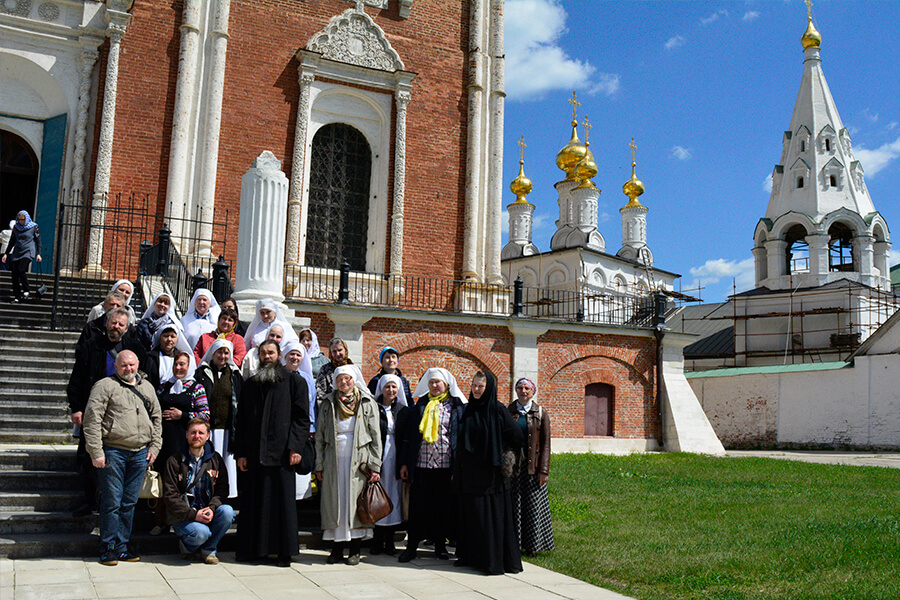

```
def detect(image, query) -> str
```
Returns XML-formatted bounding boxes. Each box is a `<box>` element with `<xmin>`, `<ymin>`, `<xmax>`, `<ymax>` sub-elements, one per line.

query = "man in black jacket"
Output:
<box><xmin>68</xmin><ymin>308</ymin><xmax>155</xmax><ymax>516</ymax></box>
<box><xmin>163</xmin><ymin>418</ymin><xmax>234</xmax><ymax>564</ymax></box>
<box><xmin>76</xmin><ymin>291</ymin><xmax>127</xmax><ymax>349</ymax></box>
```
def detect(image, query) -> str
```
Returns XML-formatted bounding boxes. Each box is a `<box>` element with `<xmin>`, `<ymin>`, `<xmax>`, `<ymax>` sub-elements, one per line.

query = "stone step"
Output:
<box><xmin>0</xmin><ymin>431</ymin><xmax>75</xmax><ymax>444</ymax></box>
<box><xmin>0</xmin><ymin>470</ymin><xmax>80</xmax><ymax>491</ymax></box>
<box><xmin>0</xmin><ymin>394</ymin><xmax>68</xmax><ymax>407</ymax></box>
<box><xmin>0</xmin><ymin>377</ymin><xmax>69</xmax><ymax>393</ymax></box>
<box><xmin>0</xmin><ymin>491</ymin><xmax>82</xmax><ymax>512</ymax></box>
<box><xmin>0</xmin><ymin>527</ymin><xmax>327</xmax><ymax>559</ymax></box>
<box><xmin>0</xmin><ymin>327</ymin><xmax>80</xmax><ymax>341</ymax></box>
<box><xmin>0</xmin><ymin>357</ymin><xmax>73</xmax><ymax>372</ymax></box>
<box><xmin>0</xmin><ymin>448</ymin><xmax>76</xmax><ymax>471</ymax></box>
<box><xmin>0</xmin><ymin>416</ymin><xmax>72</xmax><ymax>432</ymax></box>
<box><xmin>0</xmin><ymin>511</ymin><xmax>96</xmax><ymax>535</ymax></box>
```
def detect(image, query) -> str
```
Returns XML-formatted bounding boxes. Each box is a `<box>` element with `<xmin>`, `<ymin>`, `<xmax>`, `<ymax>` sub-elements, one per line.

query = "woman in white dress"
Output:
<box><xmin>370</xmin><ymin>374</ymin><xmax>409</xmax><ymax>555</ymax></box>
<box><xmin>180</xmin><ymin>288</ymin><xmax>220</xmax><ymax>348</ymax></box>
<box><xmin>281</xmin><ymin>338</ymin><xmax>317</xmax><ymax>500</ymax></box>
<box><xmin>86</xmin><ymin>279</ymin><xmax>136</xmax><ymax>324</ymax></box>
<box><xmin>243</xmin><ymin>298</ymin><xmax>297</xmax><ymax>350</ymax></box>
<box><xmin>315</xmin><ymin>365</ymin><xmax>382</xmax><ymax>565</ymax></box>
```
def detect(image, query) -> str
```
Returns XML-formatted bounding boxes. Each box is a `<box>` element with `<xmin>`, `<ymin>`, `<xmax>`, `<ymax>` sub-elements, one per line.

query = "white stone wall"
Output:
<box><xmin>688</xmin><ymin>358</ymin><xmax>900</xmax><ymax>448</ymax></box>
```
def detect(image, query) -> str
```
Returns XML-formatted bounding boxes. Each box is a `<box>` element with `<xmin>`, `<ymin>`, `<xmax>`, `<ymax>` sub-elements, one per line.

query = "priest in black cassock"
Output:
<box><xmin>234</xmin><ymin>339</ymin><xmax>310</xmax><ymax>566</ymax></box>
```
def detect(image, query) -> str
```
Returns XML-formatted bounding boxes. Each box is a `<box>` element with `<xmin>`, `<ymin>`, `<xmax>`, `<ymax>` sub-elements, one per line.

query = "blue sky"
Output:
<box><xmin>501</xmin><ymin>0</ymin><xmax>900</xmax><ymax>302</ymax></box>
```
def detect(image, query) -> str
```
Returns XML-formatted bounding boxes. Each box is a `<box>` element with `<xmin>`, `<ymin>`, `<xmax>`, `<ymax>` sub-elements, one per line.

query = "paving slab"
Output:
<box><xmin>5</xmin><ymin>550</ymin><xmax>637</xmax><ymax>600</ymax></box>
<box><xmin>727</xmin><ymin>450</ymin><xmax>900</xmax><ymax>469</ymax></box>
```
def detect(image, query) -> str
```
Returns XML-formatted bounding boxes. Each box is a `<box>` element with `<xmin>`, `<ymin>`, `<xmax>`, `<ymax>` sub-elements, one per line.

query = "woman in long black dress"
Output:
<box><xmin>454</xmin><ymin>372</ymin><xmax>523</xmax><ymax>575</ymax></box>
<box><xmin>150</xmin><ymin>351</ymin><xmax>209</xmax><ymax>534</ymax></box>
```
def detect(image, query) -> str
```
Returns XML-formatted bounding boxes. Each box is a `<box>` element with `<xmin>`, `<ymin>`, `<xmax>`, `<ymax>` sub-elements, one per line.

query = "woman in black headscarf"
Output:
<box><xmin>453</xmin><ymin>372</ymin><xmax>523</xmax><ymax>575</ymax></box>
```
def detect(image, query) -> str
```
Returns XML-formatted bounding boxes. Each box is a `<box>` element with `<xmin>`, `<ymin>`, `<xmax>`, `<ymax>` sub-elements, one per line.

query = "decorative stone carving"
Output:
<box><xmin>1</xmin><ymin>0</ymin><xmax>31</xmax><ymax>17</ymax></box>
<box><xmin>306</xmin><ymin>7</ymin><xmax>404</xmax><ymax>72</ymax></box>
<box><xmin>390</xmin><ymin>88</ymin><xmax>410</xmax><ymax>275</ymax></box>
<box><xmin>285</xmin><ymin>70</ymin><xmax>315</xmax><ymax>266</ymax></box>
<box><xmin>37</xmin><ymin>2</ymin><xmax>58</xmax><ymax>21</ymax></box>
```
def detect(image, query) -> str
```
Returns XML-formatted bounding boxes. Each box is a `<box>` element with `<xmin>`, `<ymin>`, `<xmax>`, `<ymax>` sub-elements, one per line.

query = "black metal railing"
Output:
<box><xmin>284</xmin><ymin>263</ymin><xmax>659</xmax><ymax>328</ymax></box>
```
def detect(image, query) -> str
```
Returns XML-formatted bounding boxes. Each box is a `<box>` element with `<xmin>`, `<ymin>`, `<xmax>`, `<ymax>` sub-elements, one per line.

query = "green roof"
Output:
<box><xmin>685</xmin><ymin>362</ymin><xmax>850</xmax><ymax>378</ymax></box>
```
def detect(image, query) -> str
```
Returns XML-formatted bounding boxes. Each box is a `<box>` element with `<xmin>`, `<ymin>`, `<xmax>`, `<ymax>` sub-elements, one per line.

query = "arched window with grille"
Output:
<box><xmin>306</xmin><ymin>123</ymin><xmax>372</xmax><ymax>271</ymax></box>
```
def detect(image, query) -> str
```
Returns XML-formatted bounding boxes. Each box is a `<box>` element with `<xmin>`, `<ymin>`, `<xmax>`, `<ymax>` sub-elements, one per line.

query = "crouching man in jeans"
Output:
<box><xmin>163</xmin><ymin>417</ymin><xmax>235</xmax><ymax>564</ymax></box>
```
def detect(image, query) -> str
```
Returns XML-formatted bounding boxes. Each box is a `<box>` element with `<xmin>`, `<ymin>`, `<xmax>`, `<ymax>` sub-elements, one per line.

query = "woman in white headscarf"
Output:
<box><xmin>181</xmin><ymin>288</ymin><xmax>221</xmax><ymax>348</ymax></box>
<box><xmin>194</xmin><ymin>338</ymin><xmax>241</xmax><ymax>497</ymax></box>
<box><xmin>87</xmin><ymin>279</ymin><xmax>137</xmax><ymax>324</ymax></box>
<box><xmin>244</xmin><ymin>298</ymin><xmax>297</xmax><ymax>350</ymax></box>
<box><xmin>299</xmin><ymin>328</ymin><xmax>329</xmax><ymax>377</ymax></box>
<box><xmin>150</xmin><ymin>322</ymin><xmax>196</xmax><ymax>385</ymax></box>
<box><xmin>281</xmin><ymin>338</ymin><xmax>317</xmax><ymax>500</ymax></box>
<box><xmin>370</xmin><ymin>374</ymin><xmax>409</xmax><ymax>555</ymax></box>
<box><xmin>138</xmin><ymin>292</ymin><xmax>178</xmax><ymax>350</ymax></box>
<box><xmin>398</xmin><ymin>367</ymin><xmax>467</xmax><ymax>563</ymax></box>
<box><xmin>315</xmin><ymin>364</ymin><xmax>382</xmax><ymax>566</ymax></box>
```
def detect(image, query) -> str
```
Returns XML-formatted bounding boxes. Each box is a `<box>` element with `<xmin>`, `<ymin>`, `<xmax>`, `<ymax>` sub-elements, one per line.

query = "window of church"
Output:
<box><xmin>800</xmin><ymin>140</ymin><xmax>806</xmax><ymax>152</ymax></box>
<box><xmin>785</xmin><ymin>225</ymin><xmax>809</xmax><ymax>274</ymax></box>
<box><xmin>825</xmin><ymin>138</ymin><xmax>831</xmax><ymax>152</ymax></box>
<box><xmin>306</xmin><ymin>123</ymin><xmax>372</xmax><ymax>271</ymax></box>
<box><xmin>828</xmin><ymin>223</ymin><xmax>854</xmax><ymax>273</ymax></box>
<box><xmin>829</xmin><ymin>175</ymin><xmax>837</xmax><ymax>188</ymax></box>
<box><xmin>797</xmin><ymin>176</ymin><xmax>804</xmax><ymax>189</ymax></box>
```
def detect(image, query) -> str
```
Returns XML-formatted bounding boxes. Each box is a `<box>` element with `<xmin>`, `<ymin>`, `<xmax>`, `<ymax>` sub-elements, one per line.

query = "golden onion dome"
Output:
<box><xmin>574</xmin><ymin>144</ymin><xmax>599</xmax><ymax>189</ymax></box>
<box><xmin>555</xmin><ymin>120</ymin><xmax>587</xmax><ymax>180</ymax></box>
<box><xmin>801</xmin><ymin>18</ymin><xmax>821</xmax><ymax>49</ymax></box>
<box><xmin>510</xmin><ymin>160</ymin><xmax>533</xmax><ymax>204</ymax></box>
<box><xmin>622</xmin><ymin>172</ymin><xmax>645</xmax><ymax>208</ymax></box>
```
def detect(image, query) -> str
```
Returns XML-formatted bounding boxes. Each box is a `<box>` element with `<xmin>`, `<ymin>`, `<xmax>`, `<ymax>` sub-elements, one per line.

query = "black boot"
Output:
<box><xmin>370</xmin><ymin>527</ymin><xmax>385</xmax><ymax>555</ymax></box>
<box><xmin>327</xmin><ymin>542</ymin><xmax>345</xmax><ymax>564</ymax></box>
<box><xmin>384</xmin><ymin>527</ymin><xmax>397</xmax><ymax>556</ymax></box>
<box><xmin>398</xmin><ymin>536</ymin><xmax>419</xmax><ymax>563</ymax></box>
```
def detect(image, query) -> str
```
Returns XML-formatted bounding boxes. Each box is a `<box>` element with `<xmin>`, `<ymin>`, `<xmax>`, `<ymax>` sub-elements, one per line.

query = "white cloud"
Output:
<box><xmin>862</xmin><ymin>108</ymin><xmax>879</xmax><ymax>123</ymax></box>
<box><xmin>505</xmin><ymin>0</ymin><xmax>619</xmax><ymax>101</ymax></box>
<box><xmin>671</xmin><ymin>146</ymin><xmax>692</xmax><ymax>161</ymax></box>
<box><xmin>742</xmin><ymin>11</ymin><xmax>760</xmax><ymax>22</ymax></box>
<box><xmin>854</xmin><ymin>137</ymin><xmax>900</xmax><ymax>176</ymax></box>
<box><xmin>700</xmin><ymin>9</ymin><xmax>728</xmax><ymax>26</ymax></box>
<box><xmin>665</xmin><ymin>36</ymin><xmax>685</xmax><ymax>50</ymax></box>
<box><xmin>688</xmin><ymin>257</ymin><xmax>756</xmax><ymax>292</ymax></box>
<box><xmin>888</xmin><ymin>122</ymin><xmax>898</xmax><ymax>131</ymax></box>
<box><xmin>763</xmin><ymin>173</ymin><xmax>773</xmax><ymax>193</ymax></box>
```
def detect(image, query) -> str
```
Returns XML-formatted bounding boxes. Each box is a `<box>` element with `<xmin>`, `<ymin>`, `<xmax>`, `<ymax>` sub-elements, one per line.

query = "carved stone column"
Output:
<box><xmin>165</xmin><ymin>0</ymin><xmax>201</xmax><ymax>245</ymax></box>
<box><xmin>233</xmin><ymin>152</ymin><xmax>289</xmax><ymax>305</ymax></box>
<box><xmin>83</xmin><ymin>1</ymin><xmax>133</xmax><ymax>276</ymax></box>
<box><xmin>390</xmin><ymin>87</ymin><xmax>411</xmax><ymax>275</ymax></box>
<box><xmin>461</xmin><ymin>0</ymin><xmax>484</xmax><ymax>280</ymax></box>
<box><xmin>61</xmin><ymin>39</ymin><xmax>101</xmax><ymax>274</ymax></box>
<box><xmin>485</xmin><ymin>0</ymin><xmax>505</xmax><ymax>284</ymax></box>
<box><xmin>286</xmin><ymin>69</ymin><xmax>315</xmax><ymax>267</ymax></box>
<box><xmin>194</xmin><ymin>0</ymin><xmax>230</xmax><ymax>257</ymax></box>
<box><xmin>805</xmin><ymin>233</ymin><xmax>830</xmax><ymax>285</ymax></box>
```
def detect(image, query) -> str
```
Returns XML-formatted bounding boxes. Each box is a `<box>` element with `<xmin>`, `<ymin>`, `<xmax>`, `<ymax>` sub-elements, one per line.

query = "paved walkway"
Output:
<box><xmin>727</xmin><ymin>450</ymin><xmax>900</xmax><ymax>469</ymax></box>
<box><xmin>0</xmin><ymin>550</ymin><xmax>635</xmax><ymax>600</ymax></box>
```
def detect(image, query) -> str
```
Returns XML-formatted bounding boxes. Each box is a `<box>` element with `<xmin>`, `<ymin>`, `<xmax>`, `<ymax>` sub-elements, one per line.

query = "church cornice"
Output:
<box><xmin>306</xmin><ymin>6</ymin><xmax>404</xmax><ymax>72</ymax></box>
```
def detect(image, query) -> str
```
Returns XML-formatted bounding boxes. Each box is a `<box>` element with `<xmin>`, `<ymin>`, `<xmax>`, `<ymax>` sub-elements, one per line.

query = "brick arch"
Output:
<box><xmin>540</xmin><ymin>354</ymin><xmax>656</xmax><ymax>440</ymax></box>
<box><xmin>396</xmin><ymin>345</ymin><xmax>498</xmax><ymax>399</ymax></box>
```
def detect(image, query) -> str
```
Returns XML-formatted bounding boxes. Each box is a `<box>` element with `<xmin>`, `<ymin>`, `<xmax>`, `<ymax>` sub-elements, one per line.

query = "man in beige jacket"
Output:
<box><xmin>84</xmin><ymin>350</ymin><xmax>162</xmax><ymax>566</ymax></box>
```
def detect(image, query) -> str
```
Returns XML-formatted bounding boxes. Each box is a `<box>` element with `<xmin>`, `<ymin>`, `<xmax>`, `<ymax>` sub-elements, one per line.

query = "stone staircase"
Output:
<box><xmin>0</xmin><ymin>301</ymin><xmax>323</xmax><ymax>558</ymax></box>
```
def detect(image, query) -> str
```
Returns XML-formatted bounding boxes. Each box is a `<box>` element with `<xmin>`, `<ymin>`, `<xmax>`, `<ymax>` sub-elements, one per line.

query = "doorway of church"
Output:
<box><xmin>0</xmin><ymin>130</ymin><xmax>39</xmax><ymax>228</ymax></box>
<box><xmin>584</xmin><ymin>382</ymin><xmax>614</xmax><ymax>436</ymax></box>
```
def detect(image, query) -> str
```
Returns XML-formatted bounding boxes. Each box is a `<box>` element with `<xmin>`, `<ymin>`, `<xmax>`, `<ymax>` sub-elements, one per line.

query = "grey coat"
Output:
<box><xmin>315</xmin><ymin>387</ymin><xmax>382</xmax><ymax>531</ymax></box>
<box><xmin>4</xmin><ymin>225</ymin><xmax>40</xmax><ymax>262</ymax></box>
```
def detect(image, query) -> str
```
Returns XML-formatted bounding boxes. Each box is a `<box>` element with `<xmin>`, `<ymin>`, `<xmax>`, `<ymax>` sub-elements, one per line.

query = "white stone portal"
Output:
<box><xmin>233</xmin><ymin>152</ymin><xmax>289</xmax><ymax>306</ymax></box>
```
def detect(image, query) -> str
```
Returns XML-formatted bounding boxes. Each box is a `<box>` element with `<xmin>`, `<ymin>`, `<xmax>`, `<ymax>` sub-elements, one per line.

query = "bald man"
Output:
<box><xmin>83</xmin><ymin>350</ymin><xmax>162</xmax><ymax>566</ymax></box>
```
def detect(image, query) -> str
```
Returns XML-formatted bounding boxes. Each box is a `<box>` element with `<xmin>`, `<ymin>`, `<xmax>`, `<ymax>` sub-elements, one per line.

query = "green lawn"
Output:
<box><xmin>526</xmin><ymin>453</ymin><xmax>900</xmax><ymax>600</ymax></box>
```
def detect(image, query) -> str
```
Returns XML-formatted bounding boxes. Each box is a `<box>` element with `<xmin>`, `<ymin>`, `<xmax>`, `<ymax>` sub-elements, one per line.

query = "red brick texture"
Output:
<box><xmin>296</xmin><ymin>310</ymin><xmax>660</xmax><ymax>440</ymax></box>
<box><xmin>97</xmin><ymin>0</ymin><xmax>469</xmax><ymax>280</ymax></box>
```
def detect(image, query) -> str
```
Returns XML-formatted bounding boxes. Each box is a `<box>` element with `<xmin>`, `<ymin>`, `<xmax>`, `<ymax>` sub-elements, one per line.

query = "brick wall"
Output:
<box><xmin>98</xmin><ymin>0</ymin><xmax>469</xmax><ymax>279</ymax></box>
<box><xmin>296</xmin><ymin>309</ymin><xmax>660</xmax><ymax>440</ymax></box>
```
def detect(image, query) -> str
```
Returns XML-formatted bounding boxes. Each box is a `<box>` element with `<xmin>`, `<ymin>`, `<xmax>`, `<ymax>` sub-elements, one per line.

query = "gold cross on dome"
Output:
<box><xmin>630</xmin><ymin>138</ymin><xmax>637</xmax><ymax>164</ymax></box>
<box><xmin>518</xmin><ymin>136</ymin><xmax>527</xmax><ymax>162</ymax></box>
<box><xmin>805</xmin><ymin>0</ymin><xmax>813</xmax><ymax>20</ymax></box>
<box><xmin>568</xmin><ymin>91</ymin><xmax>580</xmax><ymax>122</ymax></box>
<box><xmin>582</xmin><ymin>117</ymin><xmax>592</xmax><ymax>145</ymax></box>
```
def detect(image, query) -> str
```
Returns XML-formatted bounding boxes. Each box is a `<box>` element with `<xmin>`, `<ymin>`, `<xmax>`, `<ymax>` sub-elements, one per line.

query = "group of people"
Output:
<box><xmin>68</xmin><ymin>282</ymin><xmax>553</xmax><ymax>573</ymax></box>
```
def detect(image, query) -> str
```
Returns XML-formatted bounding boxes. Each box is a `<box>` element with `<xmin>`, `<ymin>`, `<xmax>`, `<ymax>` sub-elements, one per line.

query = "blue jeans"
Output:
<box><xmin>97</xmin><ymin>446</ymin><xmax>148</xmax><ymax>554</ymax></box>
<box><xmin>173</xmin><ymin>505</ymin><xmax>236</xmax><ymax>557</ymax></box>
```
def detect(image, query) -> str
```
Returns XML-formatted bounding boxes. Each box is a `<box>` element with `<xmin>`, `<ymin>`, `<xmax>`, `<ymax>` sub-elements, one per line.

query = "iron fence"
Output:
<box><xmin>284</xmin><ymin>263</ymin><xmax>660</xmax><ymax>328</ymax></box>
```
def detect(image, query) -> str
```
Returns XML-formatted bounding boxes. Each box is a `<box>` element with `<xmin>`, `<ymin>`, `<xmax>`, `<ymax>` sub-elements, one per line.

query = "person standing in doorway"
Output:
<box><xmin>1</xmin><ymin>210</ymin><xmax>40</xmax><ymax>302</ymax></box>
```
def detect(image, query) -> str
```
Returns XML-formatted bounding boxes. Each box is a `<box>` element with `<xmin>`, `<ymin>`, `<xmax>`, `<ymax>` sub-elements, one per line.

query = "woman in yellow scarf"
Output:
<box><xmin>398</xmin><ymin>367</ymin><xmax>466</xmax><ymax>562</ymax></box>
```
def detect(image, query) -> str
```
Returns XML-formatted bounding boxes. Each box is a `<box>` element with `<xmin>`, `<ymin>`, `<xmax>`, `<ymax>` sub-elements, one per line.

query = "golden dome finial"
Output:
<box><xmin>555</xmin><ymin>91</ymin><xmax>587</xmax><ymax>179</ymax></box>
<box><xmin>801</xmin><ymin>0</ymin><xmax>821</xmax><ymax>49</ymax></box>
<box><xmin>510</xmin><ymin>136</ymin><xmax>533</xmax><ymax>204</ymax></box>
<box><xmin>622</xmin><ymin>137</ymin><xmax>646</xmax><ymax>208</ymax></box>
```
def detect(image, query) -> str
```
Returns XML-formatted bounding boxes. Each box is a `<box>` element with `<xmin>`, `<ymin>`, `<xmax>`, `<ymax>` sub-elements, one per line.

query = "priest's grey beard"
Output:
<box><xmin>255</xmin><ymin>362</ymin><xmax>283</xmax><ymax>385</ymax></box>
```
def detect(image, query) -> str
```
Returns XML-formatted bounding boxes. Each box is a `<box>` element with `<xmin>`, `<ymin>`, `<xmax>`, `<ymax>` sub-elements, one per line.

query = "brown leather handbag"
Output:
<box><xmin>356</xmin><ymin>479</ymin><xmax>393</xmax><ymax>524</ymax></box>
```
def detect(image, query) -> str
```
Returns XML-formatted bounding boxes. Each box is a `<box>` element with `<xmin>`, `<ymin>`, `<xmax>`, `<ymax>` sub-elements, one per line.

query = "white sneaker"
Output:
<box><xmin>203</xmin><ymin>554</ymin><xmax>219</xmax><ymax>565</ymax></box>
